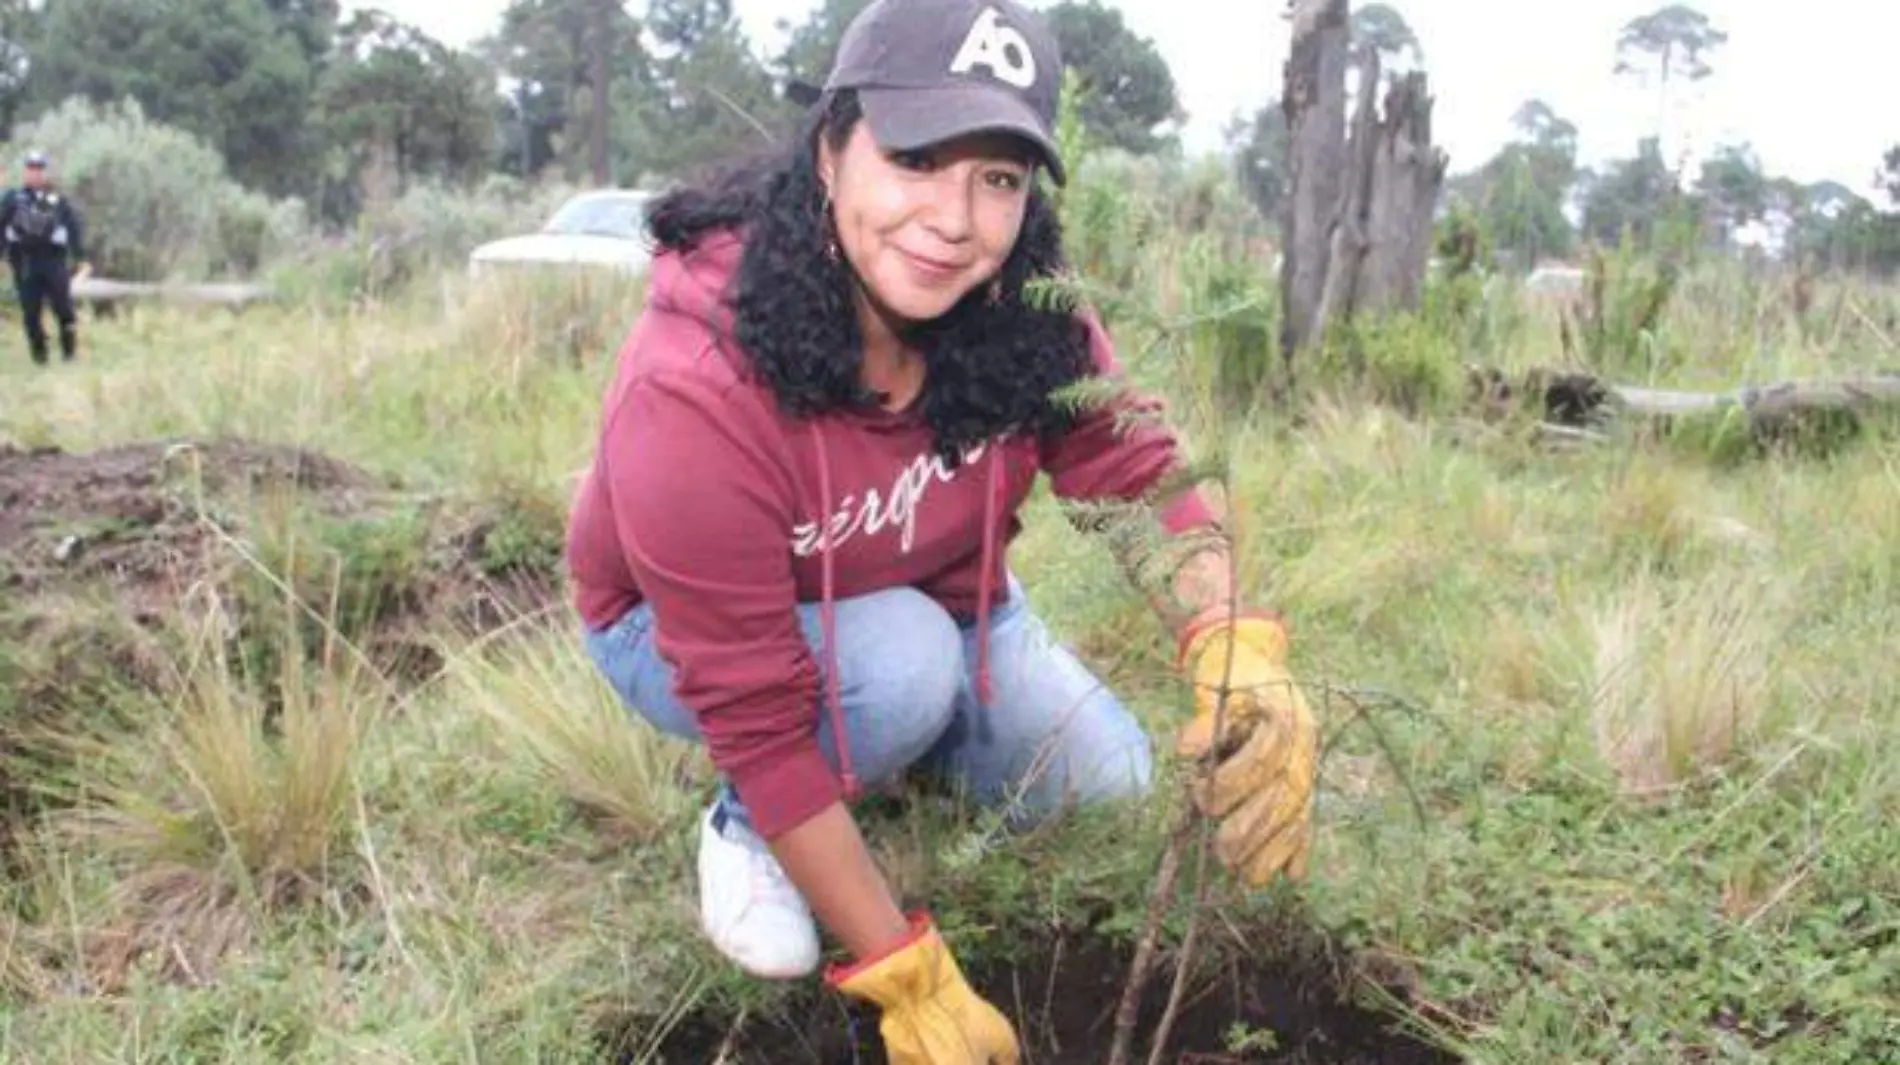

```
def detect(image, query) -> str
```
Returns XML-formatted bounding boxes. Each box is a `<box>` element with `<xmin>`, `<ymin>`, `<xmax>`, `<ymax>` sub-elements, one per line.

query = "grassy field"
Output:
<box><xmin>1</xmin><ymin>231</ymin><xmax>1897</xmax><ymax>1064</ymax></box>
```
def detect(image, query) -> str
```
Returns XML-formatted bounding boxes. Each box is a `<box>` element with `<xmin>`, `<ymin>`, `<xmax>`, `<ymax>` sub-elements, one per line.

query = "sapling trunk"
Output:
<box><xmin>1107</xmin><ymin>518</ymin><xmax>1244</xmax><ymax>1065</ymax></box>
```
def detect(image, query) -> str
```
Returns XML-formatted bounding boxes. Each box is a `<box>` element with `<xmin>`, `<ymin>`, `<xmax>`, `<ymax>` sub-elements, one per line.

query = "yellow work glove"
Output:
<box><xmin>1175</xmin><ymin>612</ymin><xmax>1320</xmax><ymax>886</ymax></box>
<box><xmin>825</xmin><ymin>912</ymin><xmax>1021</xmax><ymax>1065</ymax></box>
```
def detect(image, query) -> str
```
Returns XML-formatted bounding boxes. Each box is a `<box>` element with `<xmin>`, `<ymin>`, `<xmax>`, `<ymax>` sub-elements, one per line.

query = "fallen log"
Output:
<box><xmin>70</xmin><ymin>276</ymin><xmax>273</xmax><ymax>311</ymax></box>
<box><xmin>1468</xmin><ymin>363</ymin><xmax>1900</xmax><ymax>450</ymax></box>
<box><xmin>1609</xmin><ymin>375</ymin><xmax>1900</xmax><ymax>420</ymax></box>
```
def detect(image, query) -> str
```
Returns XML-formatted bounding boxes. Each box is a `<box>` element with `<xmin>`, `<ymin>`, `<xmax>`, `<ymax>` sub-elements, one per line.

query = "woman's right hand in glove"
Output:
<box><xmin>825</xmin><ymin>911</ymin><xmax>1021</xmax><ymax>1064</ymax></box>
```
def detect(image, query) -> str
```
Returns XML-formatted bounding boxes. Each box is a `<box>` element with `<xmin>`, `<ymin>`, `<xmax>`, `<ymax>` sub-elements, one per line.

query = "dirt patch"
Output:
<box><xmin>612</xmin><ymin>917</ymin><xmax>1461</xmax><ymax>1065</ymax></box>
<box><xmin>1</xmin><ymin>436</ymin><xmax>565</xmax><ymax>833</ymax></box>
<box><xmin>0</xmin><ymin>436</ymin><xmax>560</xmax><ymax>637</ymax></box>
<box><xmin>1</xmin><ymin>438</ymin><xmax>381</xmax><ymax>612</ymax></box>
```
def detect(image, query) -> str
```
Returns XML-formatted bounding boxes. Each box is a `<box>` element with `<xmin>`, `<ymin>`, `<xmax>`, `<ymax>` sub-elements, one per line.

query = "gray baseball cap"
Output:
<box><xmin>823</xmin><ymin>0</ymin><xmax>1067</xmax><ymax>185</ymax></box>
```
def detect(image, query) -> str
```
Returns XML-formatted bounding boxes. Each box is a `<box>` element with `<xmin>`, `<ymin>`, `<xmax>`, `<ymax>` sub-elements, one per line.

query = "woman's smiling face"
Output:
<box><xmin>819</xmin><ymin>121</ymin><xmax>1035</xmax><ymax>325</ymax></box>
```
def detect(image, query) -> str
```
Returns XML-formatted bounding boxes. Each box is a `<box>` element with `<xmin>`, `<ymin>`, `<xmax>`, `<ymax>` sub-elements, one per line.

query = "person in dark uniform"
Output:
<box><xmin>0</xmin><ymin>151</ymin><xmax>88</xmax><ymax>364</ymax></box>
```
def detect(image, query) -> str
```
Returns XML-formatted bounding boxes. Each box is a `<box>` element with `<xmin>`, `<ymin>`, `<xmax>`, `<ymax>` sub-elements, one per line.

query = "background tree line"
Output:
<box><xmin>1237</xmin><ymin>2</ymin><xmax>1900</xmax><ymax>277</ymax></box>
<box><xmin>0</xmin><ymin>0</ymin><xmax>1182</xmax><ymax>223</ymax></box>
<box><xmin>0</xmin><ymin>0</ymin><xmax>1894</xmax><ymax>279</ymax></box>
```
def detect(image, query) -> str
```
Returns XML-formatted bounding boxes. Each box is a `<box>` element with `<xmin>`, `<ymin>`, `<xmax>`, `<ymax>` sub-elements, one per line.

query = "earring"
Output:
<box><xmin>987</xmin><ymin>278</ymin><xmax>1003</xmax><ymax>305</ymax></box>
<box><xmin>821</xmin><ymin>188</ymin><xmax>840</xmax><ymax>262</ymax></box>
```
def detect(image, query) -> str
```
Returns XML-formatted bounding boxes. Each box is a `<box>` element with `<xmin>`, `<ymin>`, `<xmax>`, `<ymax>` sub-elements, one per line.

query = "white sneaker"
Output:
<box><xmin>696</xmin><ymin>804</ymin><xmax>820</xmax><ymax>979</ymax></box>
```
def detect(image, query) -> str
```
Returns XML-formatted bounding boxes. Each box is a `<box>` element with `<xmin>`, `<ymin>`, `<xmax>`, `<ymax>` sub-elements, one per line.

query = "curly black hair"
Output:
<box><xmin>644</xmin><ymin>88</ymin><xmax>1096</xmax><ymax>466</ymax></box>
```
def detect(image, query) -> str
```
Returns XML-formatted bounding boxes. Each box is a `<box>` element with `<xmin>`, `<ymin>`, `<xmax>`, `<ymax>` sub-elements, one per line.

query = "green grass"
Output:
<box><xmin>2</xmin><ymin>246</ymin><xmax>1898</xmax><ymax>1064</ymax></box>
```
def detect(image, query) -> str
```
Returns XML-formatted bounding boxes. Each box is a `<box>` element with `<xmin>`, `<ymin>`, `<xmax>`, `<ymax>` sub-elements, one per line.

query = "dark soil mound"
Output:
<box><xmin>614</xmin><ymin>918</ymin><xmax>1461</xmax><ymax>1065</ymax></box>
<box><xmin>2</xmin><ymin>436</ymin><xmax>566</xmax><ymax>841</ymax></box>
<box><xmin>0</xmin><ymin>436</ymin><xmax>560</xmax><ymax>637</ymax></box>
<box><xmin>1</xmin><ymin>438</ymin><xmax>379</xmax><ymax>610</ymax></box>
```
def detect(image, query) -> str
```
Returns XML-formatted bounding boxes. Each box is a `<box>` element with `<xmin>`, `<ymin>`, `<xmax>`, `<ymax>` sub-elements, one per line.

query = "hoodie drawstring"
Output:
<box><xmin>811</xmin><ymin>422</ymin><xmax>860</xmax><ymax>802</ymax></box>
<box><xmin>808</xmin><ymin>424</ymin><xmax>1005</xmax><ymax>806</ymax></box>
<box><xmin>973</xmin><ymin>445</ymin><xmax>1002</xmax><ymax>707</ymax></box>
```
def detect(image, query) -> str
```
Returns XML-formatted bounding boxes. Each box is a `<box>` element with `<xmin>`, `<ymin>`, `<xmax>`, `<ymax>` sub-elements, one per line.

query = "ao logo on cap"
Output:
<box><xmin>949</xmin><ymin>6</ymin><xmax>1037</xmax><ymax>90</ymax></box>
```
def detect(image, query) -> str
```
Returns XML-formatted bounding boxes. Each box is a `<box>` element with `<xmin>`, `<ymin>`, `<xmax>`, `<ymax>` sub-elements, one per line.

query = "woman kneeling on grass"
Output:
<box><xmin>564</xmin><ymin>0</ymin><xmax>1320</xmax><ymax>1059</ymax></box>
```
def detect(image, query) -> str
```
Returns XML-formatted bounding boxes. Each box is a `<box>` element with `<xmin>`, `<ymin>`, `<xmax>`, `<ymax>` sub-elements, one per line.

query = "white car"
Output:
<box><xmin>467</xmin><ymin>189</ymin><xmax>657</xmax><ymax>277</ymax></box>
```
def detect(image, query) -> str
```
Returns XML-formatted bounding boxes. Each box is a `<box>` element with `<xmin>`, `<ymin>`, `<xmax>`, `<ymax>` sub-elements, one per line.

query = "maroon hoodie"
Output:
<box><xmin>565</xmin><ymin>229</ymin><xmax>1215</xmax><ymax>841</ymax></box>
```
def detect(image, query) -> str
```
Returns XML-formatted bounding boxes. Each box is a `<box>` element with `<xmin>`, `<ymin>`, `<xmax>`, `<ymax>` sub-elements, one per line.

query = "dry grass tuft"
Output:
<box><xmin>1598</xmin><ymin>458</ymin><xmax>1703</xmax><ymax>561</ymax></box>
<box><xmin>0</xmin><ymin>910</ymin><xmax>53</xmax><ymax>1001</ymax></box>
<box><xmin>49</xmin><ymin>608</ymin><xmax>378</xmax><ymax>987</ymax></box>
<box><xmin>445</xmin><ymin>623</ymin><xmax>701</xmax><ymax>846</ymax></box>
<box><xmin>1585</xmin><ymin>568</ymin><xmax>1790</xmax><ymax>797</ymax></box>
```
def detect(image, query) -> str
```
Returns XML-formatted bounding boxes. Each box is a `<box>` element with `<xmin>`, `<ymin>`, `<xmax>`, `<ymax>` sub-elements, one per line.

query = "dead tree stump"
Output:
<box><xmin>1279</xmin><ymin>0</ymin><xmax>1350</xmax><ymax>370</ymax></box>
<box><xmin>1358</xmin><ymin>71</ymin><xmax>1445</xmax><ymax>314</ymax></box>
<box><xmin>1279</xmin><ymin>0</ymin><xmax>1448</xmax><ymax>372</ymax></box>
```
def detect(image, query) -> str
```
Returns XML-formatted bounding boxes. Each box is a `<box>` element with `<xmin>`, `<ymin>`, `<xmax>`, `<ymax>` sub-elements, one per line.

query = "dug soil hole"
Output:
<box><xmin>619</xmin><ymin>922</ymin><xmax>1461</xmax><ymax>1064</ymax></box>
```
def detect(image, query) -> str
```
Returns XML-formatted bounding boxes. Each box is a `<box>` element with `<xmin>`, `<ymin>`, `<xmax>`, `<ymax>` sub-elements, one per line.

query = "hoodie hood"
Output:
<box><xmin>644</xmin><ymin>228</ymin><xmax>746</xmax><ymax>341</ymax></box>
<box><xmin>644</xmin><ymin>227</ymin><xmax>929</xmax><ymax>438</ymax></box>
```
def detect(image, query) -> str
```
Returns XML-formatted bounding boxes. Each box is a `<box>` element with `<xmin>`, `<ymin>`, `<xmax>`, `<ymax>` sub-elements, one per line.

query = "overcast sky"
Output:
<box><xmin>362</xmin><ymin>0</ymin><xmax>1893</xmax><ymax>200</ymax></box>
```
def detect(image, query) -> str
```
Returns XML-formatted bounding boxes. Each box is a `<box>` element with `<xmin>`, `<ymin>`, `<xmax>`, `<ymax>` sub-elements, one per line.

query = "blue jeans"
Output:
<box><xmin>583</xmin><ymin>574</ymin><xmax>1154</xmax><ymax>837</ymax></box>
